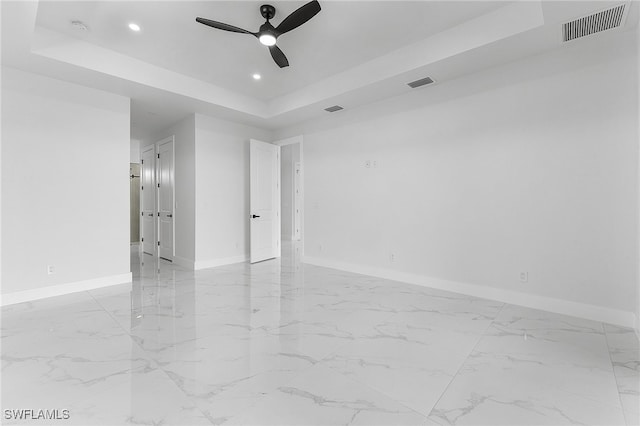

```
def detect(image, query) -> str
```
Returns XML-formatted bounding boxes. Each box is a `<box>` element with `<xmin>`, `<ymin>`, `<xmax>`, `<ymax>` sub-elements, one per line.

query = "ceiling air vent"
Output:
<box><xmin>563</xmin><ymin>4</ymin><xmax>627</xmax><ymax>42</ymax></box>
<box><xmin>324</xmin><ymin>105</ymin><xmax>344</xmax><ymax>113</ymax></box>
<box><xmin>407</xmin><ymin>76</ymin><xmax>434</xmax><ymax>89</ymax></box>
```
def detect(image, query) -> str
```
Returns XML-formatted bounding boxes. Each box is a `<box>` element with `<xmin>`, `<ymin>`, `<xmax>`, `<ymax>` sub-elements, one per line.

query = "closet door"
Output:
<box><xmin>141</xmin><ymin>146</ymin><xmax>156</xmax><ymax>256</ymax></box>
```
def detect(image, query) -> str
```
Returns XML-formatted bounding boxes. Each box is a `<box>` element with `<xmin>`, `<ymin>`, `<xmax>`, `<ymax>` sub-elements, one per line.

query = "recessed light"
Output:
<box><xmin>128</xmin><ymin>22</ymin><xmax>141</xmax><ymax>32</ymax></box>
<box><xmin>252</xmin><ymin>74</ymin><xmax>261</xmax><ymax>80</ymax></box>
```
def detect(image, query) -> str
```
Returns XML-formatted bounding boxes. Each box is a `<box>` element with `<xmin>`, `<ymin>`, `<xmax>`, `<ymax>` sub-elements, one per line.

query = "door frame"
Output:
<box><xmin>273</xmin><ymin>135</ymin><xmax>304</xmax><ymax>255</ymax></box>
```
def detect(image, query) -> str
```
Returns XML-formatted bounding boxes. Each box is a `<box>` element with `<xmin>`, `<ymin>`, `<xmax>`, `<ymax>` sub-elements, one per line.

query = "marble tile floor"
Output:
<box><xmin>2</xmin><ymin>243</ymin><xmax>638</xmax><ymax>425</ymax></box>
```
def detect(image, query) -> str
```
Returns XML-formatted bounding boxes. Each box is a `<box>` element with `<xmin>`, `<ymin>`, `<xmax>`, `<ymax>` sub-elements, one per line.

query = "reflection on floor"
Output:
<box><xmin>2</xmin><ymin>242</ymin><xmax>638</xmax><ymax>425</ymax></box>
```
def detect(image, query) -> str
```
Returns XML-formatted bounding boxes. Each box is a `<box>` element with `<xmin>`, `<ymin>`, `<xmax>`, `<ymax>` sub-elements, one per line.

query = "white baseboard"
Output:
<box><xmin>303</xmin><ymin>256</ymin><xmax>637</xmax><ymax>329</ymax></box>
<box><xmin>194</xmin><ymin>255</ymin><xmax>248</xmax><ymax>270</ymax></box>
<box><xmin>173</xmin><ymin>255</ymin><xmax>195</xmax><ymax>270</ymax></box>
<box><xmin>0</xmin><ymin>273</ymin><xmax>132</xmax><ymax>306</ymax></box>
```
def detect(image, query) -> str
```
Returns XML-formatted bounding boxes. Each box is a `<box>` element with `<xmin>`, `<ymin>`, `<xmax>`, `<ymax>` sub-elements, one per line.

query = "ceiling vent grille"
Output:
<box><xmin>324</xmin><ymin>105</ymin><xmax>344</xmax><ymax>113</ymax></box>
<box><xmin>563</xmin><ymin>4</ymin><xmax>626</xmax><ymax>42</ymax></box>
<box><xmin>407</xmin><ymin>77</ymin><xmax>434</xmax><ymax>89</ymax></box>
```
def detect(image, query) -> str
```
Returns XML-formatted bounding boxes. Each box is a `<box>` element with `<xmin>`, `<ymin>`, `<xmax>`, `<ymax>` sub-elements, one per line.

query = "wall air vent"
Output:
<box><xmin>324</xmin><ymin>105</ymin><xmax>344</xmax><ymax>113</ymax></box>
<box><xmin>563</xmin><ymin>4</ymin><xmax>627</xmax><ymax>42</ymax></box>
<box><xmin>407</xmin><ymin>76</ymin><xmax>434</xmax><ymax>89</ymax></box>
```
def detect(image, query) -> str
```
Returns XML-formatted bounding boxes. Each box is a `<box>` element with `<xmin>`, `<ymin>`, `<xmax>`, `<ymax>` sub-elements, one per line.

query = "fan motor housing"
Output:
<box><xmin>260</xmin><ymin>5</ymin><xmax>276</xmax><ymax>20</ymax></box>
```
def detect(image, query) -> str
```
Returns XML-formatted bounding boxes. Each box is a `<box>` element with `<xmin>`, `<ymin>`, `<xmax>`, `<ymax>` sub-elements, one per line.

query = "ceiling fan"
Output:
<box><xmin>196</xmin><ymin>1</ymin><xmax>321</xmax><ymax>68</ymax></box>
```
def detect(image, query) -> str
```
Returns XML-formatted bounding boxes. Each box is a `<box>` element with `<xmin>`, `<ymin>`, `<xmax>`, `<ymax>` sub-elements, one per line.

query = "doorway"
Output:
<box><xmin>248</xmin><ymin>136</ymin><xmax>304</xmax><ymax>265</ymax></box>
<box><xmin>277</xmin><ymin>136</ymin><xmax>304</xmax><ymax>265</ymax></box>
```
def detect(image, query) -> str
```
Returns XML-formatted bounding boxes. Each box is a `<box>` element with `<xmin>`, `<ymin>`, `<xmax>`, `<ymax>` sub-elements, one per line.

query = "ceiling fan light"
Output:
<box><xmin>259</xmin><ymin>33</ymin><xmax>277</xmax><ymax>46</ymax></box>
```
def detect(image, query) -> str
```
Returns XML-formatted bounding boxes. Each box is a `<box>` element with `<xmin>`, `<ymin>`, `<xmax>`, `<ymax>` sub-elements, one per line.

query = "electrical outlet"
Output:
<box><xmin>373</xmin><ymin>160</ymin><xmax>378</xmax><ymax>168</ymax></box>
<box><xmin>390</xmin><ymin>253</ymin><xmax>395</xmax><ymax>263</ymax></box>
<box><xmin>519</xmin><ymin>272</ymin><xmax>528</xmax><ymax>283</ymax></box>
<box><xmin>318</xmin><ymin>244</ymin><xmax>323</xmax><ymax>253</ymax></box>
<box><xmin>47</xmin><ymin>265</ymin><xmax>55</xmax><ymax>275</ymax></box>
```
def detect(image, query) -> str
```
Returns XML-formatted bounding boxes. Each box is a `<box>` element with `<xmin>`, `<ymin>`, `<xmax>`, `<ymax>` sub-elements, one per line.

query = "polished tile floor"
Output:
<box><xmin>2</xmin><ymin>243</ymin><xmax>639</xmax><ymax>425</ymax></box>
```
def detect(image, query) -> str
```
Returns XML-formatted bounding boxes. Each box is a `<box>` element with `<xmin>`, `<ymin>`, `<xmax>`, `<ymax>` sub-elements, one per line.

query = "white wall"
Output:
<box><xmin>130</xmin><ymin>139</ymin><xmax>141</xmax><ymax>163</ymax></box>
<box><xmin>1</xmin><ymin>67</ymin><xmax>131</xmax><ymax>299</ymax></box>
<box><xmin>193</xmin><ymin>114</ymin><xmax>272</xmax><ymax>268</ymax></box>
<box><xmin>277</xmin><ymin>31</ymin><xmax>638</xmax><ymax>326</ymax></box>
<box><xmin>149</xmin><ymin>115</ymin><xmax>196</xmax><ymax>265</ymax></box>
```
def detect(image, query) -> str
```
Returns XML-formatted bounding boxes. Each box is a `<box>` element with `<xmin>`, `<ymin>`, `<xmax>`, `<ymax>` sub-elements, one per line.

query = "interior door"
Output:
<box><xmin>250</xmin><ymin>139</ymin><xmax>280</xmax><ymax>263</ymax></box>
<box><xmin>157</xmin><ymin>139</ymin><xmax>174</xmax><ymax>261</ymax></box>
<box><xmin>141</xmin><ymin>146</ymin><xmax>155</xmax><ymax>256</ymax></box>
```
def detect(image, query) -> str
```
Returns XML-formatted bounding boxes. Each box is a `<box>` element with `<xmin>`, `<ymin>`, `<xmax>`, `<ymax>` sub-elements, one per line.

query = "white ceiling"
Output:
<box><xmin>2</xmin><ymin>1</ymin><xmax>638</xmax><ymax>140</ymax></box>
<box><xmin>35</xmin><ymin>1</ymin><xmax>506</xmax><ymax>101</ymax></box>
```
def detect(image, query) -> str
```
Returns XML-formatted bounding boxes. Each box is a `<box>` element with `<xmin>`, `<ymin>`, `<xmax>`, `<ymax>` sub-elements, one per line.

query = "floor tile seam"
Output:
<box><xmin>308</xmin><ymin>304</ymin><xmax>494</xmax><ymax>421</ymax></box>
<box><xmin>141</xmin><ymin>327</ymin><xmax>320</xmax><ymax>421</ymax></box>
<box><xmin>446</xmin><ymin>309</ymin><xmax>627</xmax><ymax>420</ymax></box>
<box><xmin>604</xmin><ymin>321</ymin><xmax>633</xmax><ymax>425</ymax></box>
<box><xmin>461</xmin><ymin>354</ymin><xmax>629</xmax><ymax>414</ymax></box>
<box><xmin>86</xmin><ymin>289</ymin><xmax>169</xmax><ymax>371</ymax></box>
<box><xmin>130</xmin><ymin>350</ymin><xmax>218</xmax><ymax>424</ymax></box>
<box><xmin>219</xmin><ymin>362</ymin><xmax>320</xmax><ymax>425</ymax></box>
<box><xmin>163</xmin><ymin>356</ymin><xmax>305</xmax><ymax>415</ymax></box>
<box><xmin>603</xmin><ymin>328</ymin><xmax>640</xmax><ymax>359</ymax></box>
<box><xmin>291</xmin><ymin>360</ymin><xmax>434</xmax><ymax>423</ymax></box>
<box><xmin>317</xmin><ymin>357</ymin><xmax>451</xmax><ymax>421</ymax></box>
<box><xmin>77</xmin><ymin>289</ymin><xmax>140</xmax><ymax>336</ymax></box>
<box><xmin>86</xmin><ymin>289</ymin><xmax>216</xmax><ymax>424</ymax></box>
<box><xmin>424</xmin><ymin>301</ymin><xmax>508</xmax><ymax>420</ymax></box>
<box><xmin>303</xmin><ymin>308</ymin><xmax>400</xmax><ymax>366</ymax></box>
<box><xmin>220</xmin><ymin>311</ymin><xmax>433</xmax><ymax>421</ymax></box>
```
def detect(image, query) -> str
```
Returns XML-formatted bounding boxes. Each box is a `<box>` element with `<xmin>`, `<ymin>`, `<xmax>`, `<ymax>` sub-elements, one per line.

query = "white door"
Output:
<box><xmin>141</xmin><ymin>146</ymin><xmax>156</xmax><ymax>256</ymax></box>
<box><xmin>157</xmin><ymin>139</ymin><xmax>174</xmax><ymax>261</ymax></box>
<box><xmin>250</xmin><ymin>139</ymin><xmax>280</xmax><ymax>263</ymax></box>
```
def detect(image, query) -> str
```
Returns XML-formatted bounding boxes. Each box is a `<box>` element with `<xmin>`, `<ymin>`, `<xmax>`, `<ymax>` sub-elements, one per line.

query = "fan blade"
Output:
<box><xmin>196</xmin><ymin>17</ymin><xmax>256</xmax><ymax>36</ymax></box>
<box><xmin>275</xmin><ymin>0</ymin><xmax>321</xmax><ymax>35</ymax></box>
<box><xmin>269</xmin><ymin>45</ymin><xmax>289</xmax><ymax>68</ymax></box>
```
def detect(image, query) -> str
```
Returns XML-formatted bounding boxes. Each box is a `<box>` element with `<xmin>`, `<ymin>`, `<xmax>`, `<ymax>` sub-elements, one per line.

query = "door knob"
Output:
<box><xmin>147</xmin><ymin>213</ymin><xmax>153</xmax><ymax>217</ymax></box>
<box><xmin>167</xmin><ymin>214</ymin><xmax>173</xmax><ymax>218</ymax></box>
<box><xmin>251</xmin><ymin>214</ymin><xmax>261</xmax><ymax>218</ymax></box>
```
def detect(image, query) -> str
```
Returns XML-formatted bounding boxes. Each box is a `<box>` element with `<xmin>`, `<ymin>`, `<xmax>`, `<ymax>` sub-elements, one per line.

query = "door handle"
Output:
<box><xmin>251</xmin><ymin>214</ymin><xmax>261</xmax><ymax>218</ymax></box>
<box><xmin>147</xmin><ymin>213</ymin><xmax>153</xmax><ymax>217</ymax></box>
<box><xmin>167</xmin><ymin>214</ymin><xmax>173</xmax><ymax>218</ymax></box>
